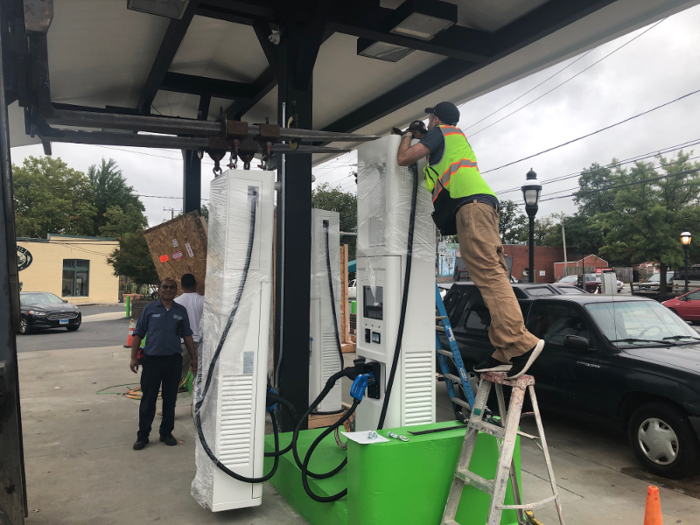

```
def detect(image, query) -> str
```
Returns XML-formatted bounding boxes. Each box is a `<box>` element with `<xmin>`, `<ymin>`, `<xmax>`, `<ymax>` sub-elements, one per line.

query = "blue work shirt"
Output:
<box><xmin>133</xmin><ymin>300</ymin><xmax>193</xmax><ymax>356</ymax></box>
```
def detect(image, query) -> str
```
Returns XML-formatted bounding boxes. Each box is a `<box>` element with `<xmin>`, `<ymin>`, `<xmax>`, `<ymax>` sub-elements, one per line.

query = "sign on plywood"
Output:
<box><xmin>144</xmin><ymin>211</ymin><xmax>208</xmax><ymax>294</ymax></box>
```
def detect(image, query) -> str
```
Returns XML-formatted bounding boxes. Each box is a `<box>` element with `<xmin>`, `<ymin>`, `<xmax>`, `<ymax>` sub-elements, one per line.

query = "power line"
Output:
<box><xmin>13</xmin><ymin>181</ymin><xmax>209</xmax><ymax>201</ymax></box>
<box><xmin>494</xmin><ymin>136</ymin><xmax>700</xmax><ymax>196</ymax></box>
<box><xmin>470</xmin><ymin>19</ymin><xmax>665</xmax><ymax>138</ymax></box>
<box><xmin>482</xmin><ymin>85</ymin><xmax>700</xmax><ymax>175</ymax></box>
<box><xmin>463</xmin><ymin>49</ymin><xmax>594</xmax><ymax>132</ymax></box>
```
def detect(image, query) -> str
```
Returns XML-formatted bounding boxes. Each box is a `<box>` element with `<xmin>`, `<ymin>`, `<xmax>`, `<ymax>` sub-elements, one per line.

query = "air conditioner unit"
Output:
<box><xmin>309</xmin><ymin>209</ymin><xmax>343</xmax><ymax>413</ymax></box>
<box><xmin>354</xmin><ymin>135</ymin><xmax>436</xmax><ymax>431</ymax></box>
<box><xmin>192</xmin><ymin>169</ymin><xmax>275</xmax><ymax>511</ymax></box>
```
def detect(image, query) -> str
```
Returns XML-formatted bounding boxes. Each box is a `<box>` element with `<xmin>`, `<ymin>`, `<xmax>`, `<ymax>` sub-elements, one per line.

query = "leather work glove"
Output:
<box><xmin>392</xmin><ymin>120</ymin><xmax>427</xmax><ymax>139</ymax></box>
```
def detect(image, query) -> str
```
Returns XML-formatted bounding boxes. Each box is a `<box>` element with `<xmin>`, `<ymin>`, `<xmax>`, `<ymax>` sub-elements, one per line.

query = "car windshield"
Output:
<box><xmin>646</xmin><ymin>272</ymin><xmax>675</xmax><ymax>283</ymax></box>
<box><xmin>586</xmin><ymin>300</ymin><xmax>700</xmax><ymax>346</ymax></box>
<box><xmin>20</xmin><ymin>292</ymin><xmax>64</xmax><ymax>305</ymax></box>
<box><xmin>559</xmin><ymin>275</ymin><xmax>577</xmax><ymax>283</ymax></box>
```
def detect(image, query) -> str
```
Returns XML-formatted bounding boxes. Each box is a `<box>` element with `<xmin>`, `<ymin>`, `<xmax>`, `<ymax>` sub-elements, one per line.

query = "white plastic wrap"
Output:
<box><xmin>356</xmin><ymin>134</ymin><xmax>436</xmax><ymax>295</ymax></box>
<box><xmin>309</xmin><ymin>209</ymin><xmax>343</xmax><ymax>412</ymax></box>
<box><xmin>354</xmin><ymin>135</ymin><xmax>436</xmax><ymax>431</ymax></box>
<box><xmin>192</xmin><ymin>169</ymin><xmax>275</xmax><ymax>512</ymax></box>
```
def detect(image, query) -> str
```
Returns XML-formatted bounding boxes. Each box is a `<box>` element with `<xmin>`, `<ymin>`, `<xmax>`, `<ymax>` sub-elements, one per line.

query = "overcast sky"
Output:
<box><xmin>10</xmin><ymin>4</ymin><xmax>700</xmax><ymax>228</ymax></box>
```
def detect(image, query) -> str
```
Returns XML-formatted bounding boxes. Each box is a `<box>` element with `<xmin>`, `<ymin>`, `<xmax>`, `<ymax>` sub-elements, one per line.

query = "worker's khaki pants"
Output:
<box><xmin>456</xmin><ymin>202</ymin><xmax>540</xmax><ymax>363</ymax></box>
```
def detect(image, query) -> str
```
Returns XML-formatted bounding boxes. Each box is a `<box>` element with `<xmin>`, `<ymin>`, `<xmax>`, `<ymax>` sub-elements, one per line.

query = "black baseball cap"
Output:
<box><xmin>425</xmin><ymin>102</ymin><xmax>460</xmax><ymax>125</ymax></box>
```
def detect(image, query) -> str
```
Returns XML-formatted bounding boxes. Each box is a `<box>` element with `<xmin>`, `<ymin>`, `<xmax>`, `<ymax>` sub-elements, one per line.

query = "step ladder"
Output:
<box><xmin>442</xmin><ymin>372</ymin><xmax>566</xmax><ymax>525</ymax></box>
<box><xmin>435</xmin><ymin>284</ymin><xmax>475</xmax><ymax>421</ymax></box>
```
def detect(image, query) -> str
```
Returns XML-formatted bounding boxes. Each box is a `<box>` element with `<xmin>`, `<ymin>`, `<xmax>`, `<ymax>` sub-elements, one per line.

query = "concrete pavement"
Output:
<box><xmin>15</xmin><ymin>326</ymin><xmax>700</xmax><ymax>524</ymax></box>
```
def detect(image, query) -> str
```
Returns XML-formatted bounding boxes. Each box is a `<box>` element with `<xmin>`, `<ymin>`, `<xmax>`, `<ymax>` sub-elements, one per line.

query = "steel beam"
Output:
<box><xmin>136</xmin><ymin>0</ymin><xmax>199</xmax><ymax>114</ymax></box>
<box><xmin>0</xmin><ymin>11</ymin><xmax>27</xmax><ymax>524</ymax></box>
<box><xmin>161</xmin><ymin>72</ymin><xmax>259</xmax><ymax>100</ymax></box>
<box><xmin>274</xmin><ymin>22</ymin><xmax>316</xmax><ymax>432</ymax></box>
<box><xmin>182</xmin><ymin>150</ymin><xmax>201</xmax><ymax>213</ymax></box>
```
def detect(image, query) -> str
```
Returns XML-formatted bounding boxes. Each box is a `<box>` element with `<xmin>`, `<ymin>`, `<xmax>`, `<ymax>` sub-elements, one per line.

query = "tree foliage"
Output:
<box><xmin>100</xmin><ymin>203</ymin><xmax>148</xmax><ymax>238</ymax></box>
<box><xmin>13</xmin><ymin>156</ymin><xmax>96</xmax><ymax>238</ymax></box>
<box><xmin>88</xmin><ymin>158</ymin><xmax>145</xmax><ymax>236</ymax></box>
<box><xmin>498</xmin><ymin>200</ymin><xmax>528</xmax><ymax>244</ymax></box>
<box><xmin>311</xmin><ymin>183</ymin><xmax>357</xmax><ymax>261</ymax></box>
<box><xmin>107</xmin><ymin>231</ymin><xmax>159</xmax><ymax>287</ymax></box>
<box><xmin>593</xmin><ymin>151</ymin><xmax>700</xmax><ymax>291</ymax></box>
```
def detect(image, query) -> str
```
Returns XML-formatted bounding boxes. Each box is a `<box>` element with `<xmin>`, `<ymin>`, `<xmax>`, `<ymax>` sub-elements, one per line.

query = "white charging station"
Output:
<box><xmin>309</xmin><ymin>209</ymin><xmax>343</xmax><ymax>413</ymax></box>
<box><xmin>192</xmin><ymin>169</ymin><xmax>275</xmax><ymax>512</ymax></box>
<box><xmin>355</xmin><ymin>135</ymin><xmax>436</xmax><ymax>431</ymax></box>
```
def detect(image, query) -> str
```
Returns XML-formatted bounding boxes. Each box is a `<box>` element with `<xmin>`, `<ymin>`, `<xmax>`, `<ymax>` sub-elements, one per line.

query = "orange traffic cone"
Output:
<box><xmin>124</xmin><ymin>319</ymin><xmax>136</xmax><ymax>348</ymax></box>
<box><xmin>644</xmin><ymin>485</ymin><xmax>663</xmax><ymax>525</ymax></box>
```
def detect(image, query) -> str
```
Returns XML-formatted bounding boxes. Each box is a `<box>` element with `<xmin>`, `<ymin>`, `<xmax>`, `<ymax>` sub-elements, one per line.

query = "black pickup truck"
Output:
<box><xmin>440</xmin><ymin>282</ymin><xmax>700</xmax><ymax>479</ymax></box>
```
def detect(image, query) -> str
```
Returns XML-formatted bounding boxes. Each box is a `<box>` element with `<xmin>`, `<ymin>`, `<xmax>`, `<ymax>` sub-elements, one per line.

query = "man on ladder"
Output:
<box><xmin>397</xmin><ymin>101</ymin><xmax>544</xmax><ymax>379</ymax></box>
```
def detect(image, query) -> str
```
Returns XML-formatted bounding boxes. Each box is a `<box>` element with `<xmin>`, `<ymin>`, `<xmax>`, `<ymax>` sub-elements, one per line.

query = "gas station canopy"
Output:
<box><xmin>6</xmin><ymin>0</ymin><xmax>699</xmax><ymax>156</ymax></box>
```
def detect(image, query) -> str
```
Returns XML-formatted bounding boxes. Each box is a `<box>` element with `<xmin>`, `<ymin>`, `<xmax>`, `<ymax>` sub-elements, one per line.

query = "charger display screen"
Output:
<box><xmin>363</xmin><ymin>285</ymin><xmax>384</xmax><ymax>320</ymax></box>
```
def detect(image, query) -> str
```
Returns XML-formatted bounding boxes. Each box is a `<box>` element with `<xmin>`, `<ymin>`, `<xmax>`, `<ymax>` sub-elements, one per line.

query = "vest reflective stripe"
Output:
<box><xmin>432</xmin><ymin>159</ymin><xmax>480</xmax><ymax>202</ymax></box>
<box><xmin>424</xmin><ymin>125</ymin><xmax>496</xmax><ymax>201</ymax></box>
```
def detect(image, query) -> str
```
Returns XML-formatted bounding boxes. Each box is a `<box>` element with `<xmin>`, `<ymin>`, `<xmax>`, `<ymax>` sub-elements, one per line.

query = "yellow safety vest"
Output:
<box><xmin>423</xmin><ymin>125</ymin><xmax>496</xmax><ymax>202</ymax></box>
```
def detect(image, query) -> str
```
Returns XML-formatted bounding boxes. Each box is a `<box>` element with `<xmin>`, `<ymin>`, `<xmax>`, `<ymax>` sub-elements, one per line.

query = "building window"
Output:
<box><xmin>62</xmin><ymin>260</ymin><xmax>89</xmax><ymax>297</ymax></box>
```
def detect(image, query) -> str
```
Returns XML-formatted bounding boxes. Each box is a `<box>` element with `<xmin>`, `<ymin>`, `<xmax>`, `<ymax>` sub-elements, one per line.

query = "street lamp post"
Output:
<box><xmin>522</xmin><ymin>168</ymin><xmax>542</xmax><ymax>283</ymax></box>
<box><xmin>681</xmin><ymin>230</ymin><xmax>692</xmax><ymax>293</ymax></box>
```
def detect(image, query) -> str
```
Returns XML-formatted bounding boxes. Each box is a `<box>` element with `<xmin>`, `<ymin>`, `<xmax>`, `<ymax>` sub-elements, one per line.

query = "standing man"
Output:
<box><xmin>130</xmin><ymin>278</ymin><xmax>198</xmax><ymax>450</ymax></box>
<box><xmin>397</xmin><ymin>102</ymin><xmax>544</xmax><ymax>379</ymax></box>
<box><xmin>174</xmin><ymin>273</ymin><xmax>204</xmax><ymax>384</ymax></box>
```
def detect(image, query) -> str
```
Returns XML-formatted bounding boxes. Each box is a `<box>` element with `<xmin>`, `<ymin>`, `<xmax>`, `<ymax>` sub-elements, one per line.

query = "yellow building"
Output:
<box><xmin>17</xmin><ymin>234</ymin><xmax>120</xmax><ymax>305</ymax></box>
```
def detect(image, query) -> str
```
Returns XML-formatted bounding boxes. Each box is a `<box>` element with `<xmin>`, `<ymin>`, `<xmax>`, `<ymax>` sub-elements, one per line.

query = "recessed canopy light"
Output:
<box><xmin>357</xmin><ymin>39</ymin><xmax>414</xmax><ymax>63</ymax></box>
<box><xmin>127</xmin><ymin>0</ymin><xmax>190</xmax><ymax>19</ymax></box>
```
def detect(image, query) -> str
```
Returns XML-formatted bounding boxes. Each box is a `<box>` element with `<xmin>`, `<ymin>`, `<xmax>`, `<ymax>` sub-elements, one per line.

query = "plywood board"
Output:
<box><xmin>143</xmin><ymin>211</ymin><xmax>208</xmax><ymax>294</ymax></box>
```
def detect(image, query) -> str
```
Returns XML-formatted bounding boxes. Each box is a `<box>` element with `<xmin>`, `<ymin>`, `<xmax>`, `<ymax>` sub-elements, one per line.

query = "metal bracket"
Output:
<box><xmin>0</xmin><ymin>362</ymin><xmax>7</xmax><ymax>406</ymax></box>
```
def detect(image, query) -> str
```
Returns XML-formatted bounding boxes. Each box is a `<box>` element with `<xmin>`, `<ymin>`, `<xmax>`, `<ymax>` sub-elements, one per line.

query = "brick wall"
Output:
<box><xmin>553</xmin><ymin>255</ymin><xmax>610</xmax><ymax>280</ymax></box>
<box><xmin>502</xmin><ymin>245</ymin><xmax>567</xmax><ymax>283</ymax></box>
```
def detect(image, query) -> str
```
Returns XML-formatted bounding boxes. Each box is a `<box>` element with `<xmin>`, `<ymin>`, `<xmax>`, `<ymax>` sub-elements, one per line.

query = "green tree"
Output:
<box><xmin>597</xmin><ymin>152</ymin><xmax>700</xmax><ymax>292</ymax></box>
<box><xmin>574</xmin><ymin>162</ymin><xmax>619</xmax><ymax>217</ymax></box>
<box><xmin>100</xmin><ymin>203</ymin><xmax>148</xmax><ymax>238</ymax></box>
<box><xmin>13</xmin><ymin>156</ymin><xmax>96</xmax><ymax>238</ymax></box>
<box><xmin>498</xmin><ymin>200</ymin><xmax>528</xmax><ymax>244</ymax></box>
<box><xmin>560</xmin><ymin>214</ymin><xmax>605</xmax><ymax>260</ymax></box>
<box><xmin>517</xmin><ymin>214</ymin><xmax>560</xmax><ymax>245</ymax></box>
<box><xmin>88</xmin><ymin>158</ymin><xmax>145</xmax><ymax>236</ymax></box>
<box><xmin>311</xmin><ymin>183</ymin><xmax>357</xmax><ymax>261</ymax></box>
<box><xmin>200</xmin><ymin>204</ymin><xmax>209</xmax><ymax>222</ymax></box>
<box><xmin>107</xmin><ymin>231</ymin><xmax>159</xmax><ymax>287</ymax></box>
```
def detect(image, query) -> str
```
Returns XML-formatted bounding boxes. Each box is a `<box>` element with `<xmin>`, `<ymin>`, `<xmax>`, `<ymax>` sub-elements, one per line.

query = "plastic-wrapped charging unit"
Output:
<box><xmin>192</xmin><ymin>169</ymin><xmax>275</xmax><ymax>511</ymax></box>
<box><xmin>309</xmin><ymin>209</ymin><xmax>343</xmax><ymax>413</ymax></box>
<box><xmin>355</xmin><ymin>135</ymin><xmax>436</xmax><ymax>431</ymax></box>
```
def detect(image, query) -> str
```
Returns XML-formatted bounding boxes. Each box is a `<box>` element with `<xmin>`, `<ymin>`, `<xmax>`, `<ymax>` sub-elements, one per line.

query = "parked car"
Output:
<box><xmin>440</xmin><ymin>282</ymin><xmax>700</xmax><ymax>478</ymax></box>
<box><xmin>558</xmin><ymin>275</ymin><xmax>579</xmax><ymax>285</ymax></box>
<box><xmin>663</xmin><ymin>288</ymin><xmax>700</xmax><ymax>322</ymax></box>
<box><xmin>636</xmin><ymin>271</ymin><xmax>676</xmax><ymax>291</ymax></box>
<box><xmin>348</xmin><ymin>279</ymin><xmax>357</xmax><ymax>300</ymax></box>
<box><xmin>577</xmin><ymin>273</ymin><xmax>623</xmax><ymax>293</ymax></box>
<box><xmin>19</xmin><ymin>292</ymin><xmax>81</xmax><ymax>334</ymax></box>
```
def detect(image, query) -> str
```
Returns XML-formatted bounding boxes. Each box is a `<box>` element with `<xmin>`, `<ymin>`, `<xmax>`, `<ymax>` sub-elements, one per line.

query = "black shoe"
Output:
<box><xmin>133</xmin><ymin>438</ymin><xmax>149</xmax><ymax>450</ymax></box>
<box><xmin>474</xmin><ymin>357</ymin><xmax>512</xmax><ymax>373</ymax></box>
<box><xmin>160</xmin><ymin>434</ymin><xmax>177</xmax><ymax>446</ymax></box>
<box><xmin>507</xmin><ymin>340</ymin><xmax>545</xmax><ymax>379</ymax></box>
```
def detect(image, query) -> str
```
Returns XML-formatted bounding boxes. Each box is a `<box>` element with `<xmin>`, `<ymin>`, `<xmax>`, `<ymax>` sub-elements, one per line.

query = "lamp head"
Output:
<box><xmin>681</xmin><ymin>230</ymin><xmax>692</xmax><ymax>246</ymax></box>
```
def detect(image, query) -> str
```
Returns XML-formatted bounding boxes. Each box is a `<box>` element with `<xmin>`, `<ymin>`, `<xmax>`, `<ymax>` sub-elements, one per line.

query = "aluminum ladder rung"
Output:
<box><xmin>468</xmin><ymin>419</ymin><xmax>505</xmax><ymax>440</ymax></box>
<box><xmin>498</xmin><ymin>494</ymin><xmax>558</xmax><ymax>511</ymax></box>
<box><xmin>441</xmin><ymin>373</ymin><xmax>567</xmax><ymax>525</ymax></box>
<box><xmin>436</xmin><ymin>325</ymin><xmax>446</xmax><ymax>332</ymax></box>
<box><xmin>437</xmin><ymin>348</ymin><xmax>453</xmax><ymax>357</ymax></box>
<box><xmin>444</xmin><ymin>373</ymin><xmax>462</xmax><ymax>384</ymax></box>
<box><xmin>450</xmin><ymin>397</ymin><xmax>471</xmax><ymax>409</ymax></box>
<box><xmin>455</xmin><ymin>469</ymin><xmax>495</xmax><ymax>494</ymax></box>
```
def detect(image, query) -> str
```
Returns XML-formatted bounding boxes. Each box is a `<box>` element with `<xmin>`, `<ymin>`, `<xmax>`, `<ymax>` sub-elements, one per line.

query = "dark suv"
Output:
<box><xmin>440</xmin><ymin>282</ymin><xmax>700</xmax><ymax>479</ymax></box>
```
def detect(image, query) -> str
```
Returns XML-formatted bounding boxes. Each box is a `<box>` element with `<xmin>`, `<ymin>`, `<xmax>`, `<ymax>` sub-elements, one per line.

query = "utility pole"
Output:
<box><xmin>561</xmin><ymin>212</ymin><xmax>568</xmax><ymax>276</ymax></box>
<box><xmin>163</xmin><ymin>207</ymin><xmax>180</xmax><ymax>221</ymax></box>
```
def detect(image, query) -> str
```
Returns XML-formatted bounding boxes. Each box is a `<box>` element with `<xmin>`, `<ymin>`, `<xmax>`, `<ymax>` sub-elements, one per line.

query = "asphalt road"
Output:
<box><xmin>17</xmin><ymin>305</ymin><xmax>130</xmax><ymax>352</ymax></box>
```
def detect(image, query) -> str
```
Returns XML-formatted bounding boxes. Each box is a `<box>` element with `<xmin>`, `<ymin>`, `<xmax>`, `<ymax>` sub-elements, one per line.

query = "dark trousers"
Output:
<box><xmin>138</xmin><ymin>354</ymin><xmax>182</xmax><ymax>441</ymax></box>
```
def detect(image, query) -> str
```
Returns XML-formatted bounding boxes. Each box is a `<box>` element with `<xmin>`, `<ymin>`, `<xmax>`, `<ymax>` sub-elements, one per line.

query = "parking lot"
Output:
<box><xmin>14</xmin><ymin>304</ymin><xmax>700</xmax><ymax>524</ymax></box>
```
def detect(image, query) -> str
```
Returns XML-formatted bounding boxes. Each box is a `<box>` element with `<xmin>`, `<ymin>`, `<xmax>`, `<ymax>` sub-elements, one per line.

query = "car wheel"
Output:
<box><xmin>628</xmin><ymin>402</ymin><xmax>700</xmax><ymax>479</ymax></box>
<box><xmin>67</xmin><ymin>323</ymin><xmax>80</xmax><ymax>332</ymax></box>
<box><xmin>18</xmin><ymin>316</ymin><xmax>30</xmax><ymax>335</ymax></box>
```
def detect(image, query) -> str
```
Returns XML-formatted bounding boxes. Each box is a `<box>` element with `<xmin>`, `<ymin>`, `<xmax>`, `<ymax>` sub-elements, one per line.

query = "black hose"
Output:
<box><xmin>193</xmin><ymin>187</ymin><xmax>283</xmax><ymax>483</ymax></box>
<box><xmin>291</xmin><ymin>369</ymin><xmax>349</xmax><ymax>479</ymax></box>
<box><xmin>377</xmin><ymin>163</ymin><xmax>419</xmax><ymax>430</ymax></box>
<box><xmin>301</xmin><ymin>400</ymin><xmax>360</xmax><ymax>502</ymax></box>
<box><xmin>264</xmin><ymin>394</ymin><xmax>299</xmax><ymax>458</ymax></box>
